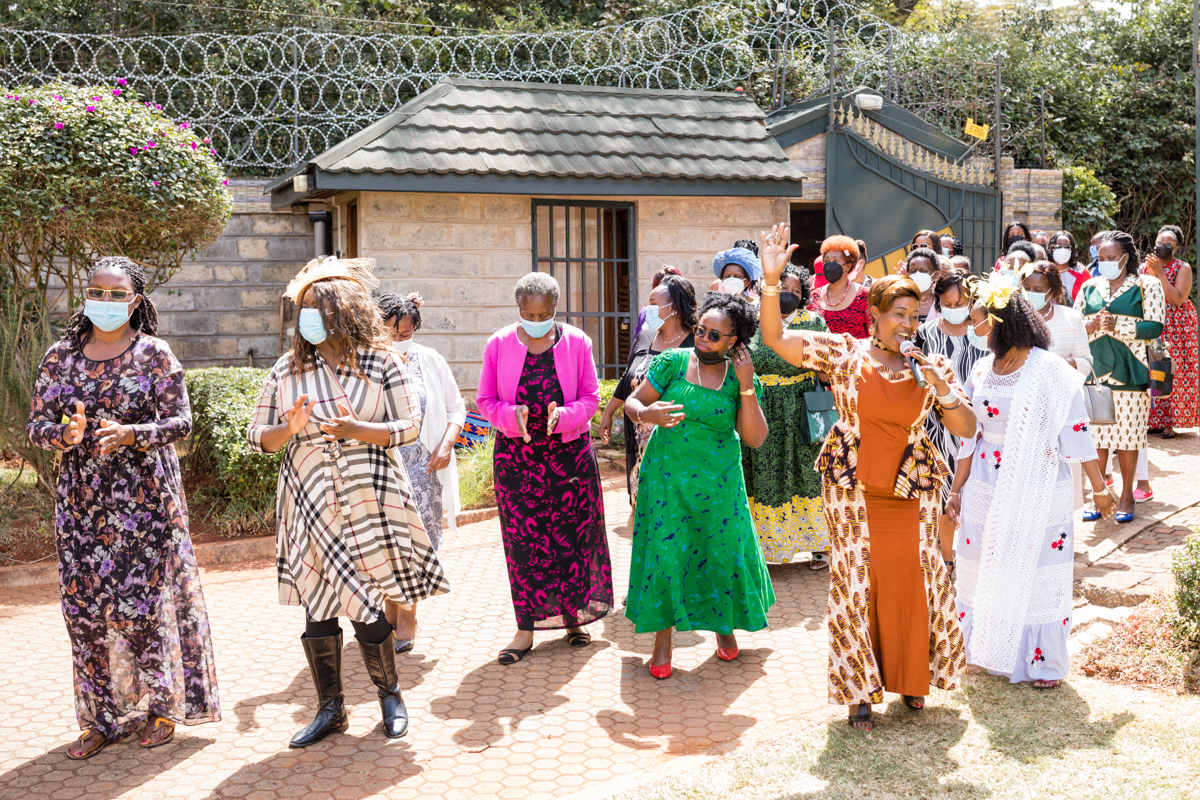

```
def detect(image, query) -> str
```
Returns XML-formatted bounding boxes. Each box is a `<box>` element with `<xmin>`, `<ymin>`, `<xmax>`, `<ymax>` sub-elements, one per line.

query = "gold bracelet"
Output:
<box><xmin>740</xmin><ymin>387</ymin><xmax>756</xmax><ymax>396</ymax></box>
<box><xmin>760</xmin><ymin>284</ymin><xmax>781</xmax><ymax>296</ymax></box>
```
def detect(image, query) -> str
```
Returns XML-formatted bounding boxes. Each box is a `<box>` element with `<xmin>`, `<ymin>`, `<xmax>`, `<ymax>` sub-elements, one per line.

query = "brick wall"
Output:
<box><xmin>783</xmin><ymin>135</ymin><xmax>826</xmax><ymax>202</ymax></box>
<box><xmin>354</xmin><ymin>191</ymin><xmax>792</xmax><ymax>394</ymax></box>
<box><xmin>152</xmin><ymin>179</ymin><xmax>314</xmax><ymax>369</ymax></box>
<box><xmin>998</xmin><ymin>158</ymin><xmax>1064</xmax><ymax>233</ymax></box>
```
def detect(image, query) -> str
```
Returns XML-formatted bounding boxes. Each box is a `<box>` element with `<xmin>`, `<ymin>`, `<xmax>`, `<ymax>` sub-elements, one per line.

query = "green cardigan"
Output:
<box><xmin>1074</xmin><ymin>274</ymin><xmax>1166</xmax><ymax>391</ymax></box>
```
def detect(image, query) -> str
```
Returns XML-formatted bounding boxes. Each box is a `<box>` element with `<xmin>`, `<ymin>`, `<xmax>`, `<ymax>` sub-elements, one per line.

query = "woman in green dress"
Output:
<box><xmin>743</xmin><ymin>263</ymin><xmax>831</xmax><ymax>569</ymax></box>
<box><xmin>623</xmin><ymin>293</ymin><xmax>774</xmax><ymax>679</ymax></box>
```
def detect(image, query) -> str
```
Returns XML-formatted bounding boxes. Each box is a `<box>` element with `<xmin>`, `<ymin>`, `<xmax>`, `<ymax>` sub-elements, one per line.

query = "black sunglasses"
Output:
<box><xmin>693</xmin><ymin>325</ymin><xmax>735</xmax><ymax>343</ymax></box>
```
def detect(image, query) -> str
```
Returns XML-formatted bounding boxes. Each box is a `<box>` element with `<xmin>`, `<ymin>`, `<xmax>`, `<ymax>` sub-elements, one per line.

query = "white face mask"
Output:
<box><xmin>1098</xmin><ymin>259</ymin><xmax>1125</xmax><ymax>280</ymax></box>
<box><xmin>393</xmin><ymin>337</ymin><xmax>414</xmax><ymax>354</ymax></box>
<box><xmin>1052</xmin><ymin>247</ymin><xmax>1072</xmax><ymax>265</ymax></box>
<box><xmin>940</xmin><ymin>305</ymin><xmax>970</xmax><ymax>325</ymax></box>
<box><xmin>909</xmin><ymin>271</ymin><xmax>933</xmax><ymax>293</ymax></box>
<box><xmin>721</xmin><ymin>276</ymin><xmax>746</xmax><ymax>296</ymax></box>
<box><xmin>942</xmin><ymin>247</ymin><xmax>952</xmax><ymax>257</ymax></box>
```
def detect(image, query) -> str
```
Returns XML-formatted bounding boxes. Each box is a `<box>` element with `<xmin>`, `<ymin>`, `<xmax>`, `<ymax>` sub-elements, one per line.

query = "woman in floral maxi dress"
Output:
<box><xmin>759</xmin><ymin>226</ymin><xmax>978</xmax><ymax>732</ymax></box>
<box><xmin>28</xmin><ymin>257</ymin><xmax>220</xmax><ymax>760</ymax></box>
<box><xmin>1141</xmin><ymin>225</ymin><xmax>1197</xmax><ymax>436</ymax></box>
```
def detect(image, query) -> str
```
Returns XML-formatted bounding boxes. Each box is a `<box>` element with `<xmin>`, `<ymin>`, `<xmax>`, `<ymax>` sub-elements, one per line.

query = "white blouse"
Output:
<box><xmin>1042</xmin><ymin>304</ymin><xmax>1093</xmax><ymax>377</ymax></box>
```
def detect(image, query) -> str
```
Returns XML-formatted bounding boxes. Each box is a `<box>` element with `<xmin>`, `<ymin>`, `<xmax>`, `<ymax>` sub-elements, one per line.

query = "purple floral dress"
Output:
<box><xmin>492</xmin><ymin>344</ymin><xmax>613</xmax><ymax>631</ymax></box>
<box><xmin>27</xmin><ymin>335</ymin><xmax>220</xmax><ymax>740</ymax></box>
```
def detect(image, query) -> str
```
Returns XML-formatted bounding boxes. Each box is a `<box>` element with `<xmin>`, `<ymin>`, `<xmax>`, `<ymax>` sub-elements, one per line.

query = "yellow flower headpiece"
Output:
<box><xmin>965</xmin><ymin>271</ymin><xmax>1017</xmax><ymax>326</ymax></box>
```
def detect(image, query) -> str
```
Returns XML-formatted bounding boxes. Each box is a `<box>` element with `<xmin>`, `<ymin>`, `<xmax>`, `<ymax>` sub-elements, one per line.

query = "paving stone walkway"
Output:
<box><xmin>1</xmin><ymin>433</ymin><xmax>1196</xmax><ymax>799</ymax></box>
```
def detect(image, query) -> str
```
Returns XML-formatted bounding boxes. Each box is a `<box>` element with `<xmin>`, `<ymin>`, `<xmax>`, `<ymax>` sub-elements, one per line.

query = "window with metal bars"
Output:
<box><xmin>531</xmin><ymin>200</ymin><xmax>638</xmax><ymax>379</ymax></box>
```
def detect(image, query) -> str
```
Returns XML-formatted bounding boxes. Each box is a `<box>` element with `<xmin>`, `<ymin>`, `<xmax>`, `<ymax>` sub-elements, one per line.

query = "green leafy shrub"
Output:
<box><xmin>185</xmin><ymin>368</ymin><xmax>281</xmax><ymax>533</ymax></box>
<box><xmin>592</xmin><ymin>378</ymin><xmax>625</xmax><ymax>448</ymax></box>
<box><xmin>1172</xmin><ymin>530</ymin><xmax>1200</xmax><ymax>642</ymax></box>
<box><xmin>457</xmin><ymin>431</ymin><xmax>496</xmax><ymax>510</ymax></box>
<box><xmin>1060</xmin><ymin>165</ymin><xmax>1119</xmax><ymax>246</ymax></box>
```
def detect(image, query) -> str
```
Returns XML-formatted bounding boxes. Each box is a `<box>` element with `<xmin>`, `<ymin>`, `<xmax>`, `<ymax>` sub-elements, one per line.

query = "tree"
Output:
<box><xmin>0</xmin><ymin>80</ymin><xmax>234</xmax><ymax>491</ymax></box>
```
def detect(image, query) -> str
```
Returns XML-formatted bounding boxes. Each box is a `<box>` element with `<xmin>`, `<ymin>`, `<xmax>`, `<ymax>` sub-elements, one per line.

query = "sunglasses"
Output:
<box><xmin>85</xmin><ymin>288</ymin><xmax>134</xmax><ymax>302</ymax></box>
<box><xmin>693</xmin><ymin>325</ymin><xmax>735</xmax><ymax>343</ymax></box>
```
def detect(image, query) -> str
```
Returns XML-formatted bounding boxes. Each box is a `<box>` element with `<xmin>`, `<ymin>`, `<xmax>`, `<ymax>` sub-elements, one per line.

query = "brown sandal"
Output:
<box><xmin>66</xmin><ymin>729</ymin><xmax>111</xmax><ymax>760</ymax></box>
<box><xmin>140</xmin><ymin>717</ymin><xmax>175</xmax><ymax>748</ymax></box>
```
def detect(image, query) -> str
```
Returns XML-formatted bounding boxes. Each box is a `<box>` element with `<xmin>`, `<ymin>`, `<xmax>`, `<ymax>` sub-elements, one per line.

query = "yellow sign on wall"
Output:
<box><xmin>964</xmin><ymin>118</ymin><xmax>990</xmax><ymax>140</ymax></box>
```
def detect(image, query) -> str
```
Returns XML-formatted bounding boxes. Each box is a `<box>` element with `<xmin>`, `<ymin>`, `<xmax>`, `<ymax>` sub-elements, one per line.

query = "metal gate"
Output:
<box><xmin>531</xmin><ymin>200</ymin><xmax>638</xmax><ymax>379</ymax></box>
<box><xmin>825</xmin><ymin>101</ymin><xmax>1001</xmax><ymax>275</ymax></box>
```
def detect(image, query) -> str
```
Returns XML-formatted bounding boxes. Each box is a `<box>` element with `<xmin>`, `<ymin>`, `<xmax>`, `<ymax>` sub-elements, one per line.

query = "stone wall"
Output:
<box><xmin>353</xmin><ymin>191</ymin><xmax>791</xmax><ymax>394</ymax></box>
<box><xmin>998</xmin><ymin>158</ymin><xmax>1064</xmax><ymax>234</ymax></box>
<box><xmin>152</xmin><ymin>179</ymin><xmax>314</xmax><ymax>369</ymax></box>
<box><xmin>783</xmin><ymin>135</ymin><xmax>826</xmax><ymax>202</ymax></box>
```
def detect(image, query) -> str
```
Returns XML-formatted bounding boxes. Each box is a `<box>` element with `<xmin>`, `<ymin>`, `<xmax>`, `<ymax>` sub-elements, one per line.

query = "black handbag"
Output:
<box><xmin>800</xmin><ymin>388</ymin><xmax>837</xmax><ymax>444</ymax></box>
<box><xmin>1148</xmin><ymin>338</ymin><xmax>1173</xmax><ymax>399</ymax></box>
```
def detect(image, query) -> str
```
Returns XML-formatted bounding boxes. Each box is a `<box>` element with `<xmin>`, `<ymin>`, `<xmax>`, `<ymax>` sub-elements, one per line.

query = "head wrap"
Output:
<box><xmin>712</xmin><ymin>247</ymin><xmax>763</xmax><ymax>281</ymax></box>
<box><xmin>284</xmin><ymin>256</ymin><xmax>380</xmax><ymax>303</ymax></box>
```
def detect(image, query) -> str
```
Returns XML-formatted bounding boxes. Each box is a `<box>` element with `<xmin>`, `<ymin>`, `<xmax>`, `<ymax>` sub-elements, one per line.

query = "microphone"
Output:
<box><xmin>899</xmin><ymin>340</ymin><xmax>929</xmax><ymax>388</ymax></box>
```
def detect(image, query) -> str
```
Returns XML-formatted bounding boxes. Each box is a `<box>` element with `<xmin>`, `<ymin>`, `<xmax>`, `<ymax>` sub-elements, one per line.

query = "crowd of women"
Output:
<box><xmin>29</xmin><ymin>216</ymin><xmax>1196</xmax><ymax>755</ymax></box>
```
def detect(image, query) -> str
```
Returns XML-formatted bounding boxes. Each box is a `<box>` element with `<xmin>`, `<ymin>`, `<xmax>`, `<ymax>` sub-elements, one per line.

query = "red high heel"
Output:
<box><xmin>716</xmin><ymin>646</ymin><xmax>739</xmax><ymax>661</ymax></box>
<box><xmin>648</xmin><ymin>648</ymin><xmax>673</xmax><ymax>679</ymax></box>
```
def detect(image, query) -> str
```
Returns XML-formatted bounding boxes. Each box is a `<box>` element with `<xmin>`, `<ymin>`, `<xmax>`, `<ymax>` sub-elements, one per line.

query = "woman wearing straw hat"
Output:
<box><xmin>247</xmin><ymin>257</ymin><xmax>450</xmax><ymax>746</ymax></box>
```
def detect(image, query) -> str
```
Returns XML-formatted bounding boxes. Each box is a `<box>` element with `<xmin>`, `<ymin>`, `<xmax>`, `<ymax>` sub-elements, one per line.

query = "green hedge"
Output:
<box><xmin>186</xmin><ymin>367</ymin><xmax>281</xmax><ymax>527</ymax></box>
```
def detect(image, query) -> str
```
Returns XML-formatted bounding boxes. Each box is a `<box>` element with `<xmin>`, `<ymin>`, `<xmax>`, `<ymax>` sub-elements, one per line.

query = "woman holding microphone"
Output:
<box><xmin>758</xmin><ymin>224</ymin><xmax>975</xmax><ymax>732</ymax></box>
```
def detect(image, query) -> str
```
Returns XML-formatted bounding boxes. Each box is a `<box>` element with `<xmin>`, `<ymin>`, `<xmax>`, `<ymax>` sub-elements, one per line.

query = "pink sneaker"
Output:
<box><xmin>1134</xmin><ymin>488</ymin><xmax>1154</xmax><ymax>503</ymax></box>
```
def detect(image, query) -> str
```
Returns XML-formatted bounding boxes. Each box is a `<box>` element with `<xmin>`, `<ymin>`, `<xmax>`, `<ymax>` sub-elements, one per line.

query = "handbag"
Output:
<box><xmin>1148</xmin><ymin>337</ymin><xmax>1173</xmax><ymax>400</ymax></box>
<box><xmin>799</xmin><ymin>387</ymin><xmax>838</xmax><ymax>444</ymax></box>
<box><xmin>1082</xmin><ymin>368</ymin><xmax>1116</xmax><ymax>426</ymax></box>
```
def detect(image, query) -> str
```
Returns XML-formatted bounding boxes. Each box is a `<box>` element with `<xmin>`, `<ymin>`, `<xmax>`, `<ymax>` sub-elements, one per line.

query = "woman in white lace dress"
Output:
<box><xmin>946</xmin><ymin>274</ymin><xmax>1116</xmax><ymax>688</ymax></box>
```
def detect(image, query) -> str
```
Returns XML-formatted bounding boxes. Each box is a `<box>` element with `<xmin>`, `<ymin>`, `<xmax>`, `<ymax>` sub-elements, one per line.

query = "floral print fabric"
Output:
<box><xmin>493</xmin><ymin>346</ymin><xmax>613</xmax><ymax>630</ymax></box>
<box><xmin>397</xmin><ymin>351</ymin><xmax>445</xmax><ymax>550</ymax></box>
<box><xmin>27</xmin><ymin>335</ymin><xmax>220</xmax><ymax>740</ymax></box>
<box><xmin>1141</xmin><ymin>259</ymin><xmax>1199</xmax><ymax>429</ymax></box>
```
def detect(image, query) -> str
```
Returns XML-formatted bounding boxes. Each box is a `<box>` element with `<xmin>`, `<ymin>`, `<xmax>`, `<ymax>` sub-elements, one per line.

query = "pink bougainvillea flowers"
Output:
<box><xmin>146</xmin><ymin>140</ymin><xmax>156</xmax><ymax>148</ymax></box>
<box><xmin>112</xmin><ymin>89</ymin><xmax>121</xmax><ymax>97</ymax></box>
<box><xmin>117</xmin><ymin>78</ymin><xmax>127</xmax><ymax>86</ymax></box>
<box><xmin>152</xmin><ymin>181</ymin><xmax>159</xmax><ymax>187</ymax></box>
<box><xmin>222</xmin><ymin>179</ymin><xmax>229</xmax><ymax>185</ymax></box>
<box><xmin>54</xmin><ymin>122</ymin><xmax>64</xmax><ymax>129</ymax></box>
<box><xmin>85</xmin><ymin>105</ymin><xmax>96</xmax><ymax>113</ymax></box>
<box><xmin>129</xmin><ymin>146</ymin><xmax>138</xmax><ymax>154</ymax></box>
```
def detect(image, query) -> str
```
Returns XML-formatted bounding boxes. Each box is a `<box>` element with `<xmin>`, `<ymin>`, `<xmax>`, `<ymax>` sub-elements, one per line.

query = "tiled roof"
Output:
<box><xmin>274</xmin><ymin>79</ymin><xmax>803</xmax><ymax>190</ymax></box>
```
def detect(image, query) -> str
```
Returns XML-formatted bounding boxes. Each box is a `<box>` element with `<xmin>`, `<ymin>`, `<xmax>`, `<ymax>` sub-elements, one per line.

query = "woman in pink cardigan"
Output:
<box><xmin>477</xmin><ymin>272</ymin><xmax>614</xmax><ymax>665</ymax></box>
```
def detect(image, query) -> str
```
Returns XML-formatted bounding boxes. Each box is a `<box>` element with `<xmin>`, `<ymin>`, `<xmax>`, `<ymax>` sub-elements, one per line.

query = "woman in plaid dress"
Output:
<box><xmin>247</xmin><ymin>258</ymin><xmax>449</xmax><ymax>747</ymax></box>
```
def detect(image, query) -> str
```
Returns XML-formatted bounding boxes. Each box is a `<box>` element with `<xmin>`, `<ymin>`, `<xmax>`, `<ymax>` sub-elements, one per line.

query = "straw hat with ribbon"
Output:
<box><xmin>284</xmin><ymin>256</ymin><xmax>380</xmax><ymax>303</ymax></box>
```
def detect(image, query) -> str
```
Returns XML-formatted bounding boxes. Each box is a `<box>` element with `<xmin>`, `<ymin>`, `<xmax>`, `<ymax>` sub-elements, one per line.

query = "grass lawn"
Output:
<box><xmin>619</xmin><ymin>672</ymin><xmax>1200</xmax><ymax>800</ymax></box>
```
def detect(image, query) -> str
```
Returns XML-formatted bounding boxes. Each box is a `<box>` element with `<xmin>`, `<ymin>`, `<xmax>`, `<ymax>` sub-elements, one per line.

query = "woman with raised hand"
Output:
<box><xmin>1075</xmin><ymin>231</ymin><xmax>1166</xmax><ymax>523</ymax></box>
<box><xmin>742</xmin><ymin>263</ymin><xmax>832</xmax><ymax>569</ymax></box>
<box><xmin>946</xmin><ymin>273</ymin><xmax>1116</xmax><ymax>690</ymax></box>
<box><xmin>377</xmin><ymin>292</ymin><xmax>466</xmax><ymax>653</ymax></box>
<box><xmin>599</xmin><ymin>274</ymin><xmax>697</xmax><ymax>507</ymax></box>
<box><xmin>759</xmin><ymin>224</ymin><xmax>975</xmax><ymax>732</ymax></box>
<box><xmin>623</xmin><ymin>292</ymin><xmax>773</xmax><ymax>679</ymax></box>
<box><xmin>477</xmin><ymin>272</ymin><xmax>613</xmax><ymax>665</ymax></box>
<box><xmin>248</xmin><ymin>257</ymin><xmax>448</xmax><ymax>746</ymax></box>
<box><xmin>28</xmin><ymin>256</ymin><xmax>220</xmax><ymax>760</ymax></box>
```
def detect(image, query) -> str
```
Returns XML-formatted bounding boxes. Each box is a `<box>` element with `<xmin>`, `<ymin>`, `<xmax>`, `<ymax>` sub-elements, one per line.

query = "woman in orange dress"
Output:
<box><xmin>758</xmin><ymin>225</ymin><xmax>977</xmax><ymax>732</ymax></box>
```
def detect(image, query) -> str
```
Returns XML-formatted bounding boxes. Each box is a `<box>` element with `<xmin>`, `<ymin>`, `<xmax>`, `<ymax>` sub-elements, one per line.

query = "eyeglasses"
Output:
<box><xmin>693</xmin><ymin>325</ymin><xmax>735</xmax><ymax>343</ymax></box>
<box><xmin>85</xmin><ymin>288</ymin><xmax>133</xmax><ymax>301</ymax></box>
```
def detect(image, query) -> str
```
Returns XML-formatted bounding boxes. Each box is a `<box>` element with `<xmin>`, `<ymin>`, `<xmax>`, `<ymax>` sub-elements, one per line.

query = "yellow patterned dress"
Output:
<box><xmin>742</xmin><ymin>311</ymin><xmax>830</xmax><ymax>563</ymax></box>
<box><xmin>784</xmin><ymin>332</ymin><xmax>966</xmax><ymax>705</ymax></box>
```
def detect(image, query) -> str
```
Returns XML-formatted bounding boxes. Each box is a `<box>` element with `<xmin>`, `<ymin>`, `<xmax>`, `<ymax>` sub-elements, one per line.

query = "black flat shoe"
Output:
<box><xmin>566</xmin><ymin>631</ymin><xmax>591</xmax><ymax>648</ymax></box>
<box><xmin>498</xmin><ymin>646</ymin><xmax>532</xmax><ymax>665</ymax></box>
<box><xmin>848</xmin><ymin>705</ymin><xmax>873</xmax><ymax>732</ymax></box>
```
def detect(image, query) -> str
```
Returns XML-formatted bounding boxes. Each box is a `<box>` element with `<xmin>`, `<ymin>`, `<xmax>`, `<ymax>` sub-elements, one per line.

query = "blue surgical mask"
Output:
<box><xmin>1098</xmin><ymin>259</ymin><xmax>1125</xmax><ymax>281</ymax></box>
<box><xmin>1089</xmin><ymin>244</ymin><xmax>1100</xmax><ymax>261</ymax></box>
<box><xmin>519</xmin><ymin>314</ymin><xmax>555</xmax><ymax>339</ymax></box>
<box><xmin>298</xmin><ymin>307</ymin><xmax>328</xmax><ymax>345</ymax></box>
<box><xmin>941</xmin><ymin>305</ymin><xmax>970</xmax><ymax>325</ymax></box>
<box><xmin>643</xmin><ymin>304</ymin><xmax>673</xmax><ymax>333</ymax></box>
<box><xmin>1023</xmin><ymin>289</ymin><xmax>1048</xmax><ymax>310</ymax></box>
<box><xmin>968</xmin><ymin>321</ymin><xmax>990</xmax><ymax>351</ymax></box>
<box><xmin>83</xmin><ymin>298</ymin><xmax>134</xmax><ymax>332</ymax></box>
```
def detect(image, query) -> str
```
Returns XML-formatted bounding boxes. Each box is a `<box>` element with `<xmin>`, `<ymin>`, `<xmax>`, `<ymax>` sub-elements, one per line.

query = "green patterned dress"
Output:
<box><xmin>625</xmin><ymin>349</ymin><xmax>776</xmax><ymax>634</ymax></box>
<box><xmin>742</xmin><ymin>311</ymin><xmax>830</xmax><ymax>563</ymax></box>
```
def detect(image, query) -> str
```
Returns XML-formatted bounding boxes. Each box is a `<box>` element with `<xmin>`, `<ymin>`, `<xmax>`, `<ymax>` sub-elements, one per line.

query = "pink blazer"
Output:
<box><xmin>477</xmin><ymin>322</ymin><xmax>600</xmax><ymax>442</ymax></box>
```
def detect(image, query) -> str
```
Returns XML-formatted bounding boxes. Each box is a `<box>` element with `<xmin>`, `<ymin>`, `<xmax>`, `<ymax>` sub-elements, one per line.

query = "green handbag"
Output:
<box><xmin>800</xmin><ymin>388</ymin><xmax>838</xmax><ymax>444</ymax></box>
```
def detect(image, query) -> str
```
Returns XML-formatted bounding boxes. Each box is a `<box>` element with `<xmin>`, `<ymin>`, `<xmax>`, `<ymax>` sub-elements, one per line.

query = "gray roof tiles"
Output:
<box><xmin>303</xmin><ymin>79</ymin><xmax>803</xmax><ymax>185</ymax></box>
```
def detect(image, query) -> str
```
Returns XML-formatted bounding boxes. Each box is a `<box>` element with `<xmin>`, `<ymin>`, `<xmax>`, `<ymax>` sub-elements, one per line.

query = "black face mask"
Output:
<box><xmin>780</xmin><ymin>291</ymin><xmax>801</xmax><ymax>316</ymax></box>
<box><xmin>1155</xmin><ymin>243</ymin><xmax>1175</xmax><ymax>261</ymax></box>
<box><xmin>695</xmin><ymin>347</ymin><xmax>729</xmax><ymax>365</ymax></box>
<box><xmin>1005</xmin><ymin>235</ymin><xmax>1026</xmax><ymax>251</ymax></box>
<box><xmin>822</xmin><ymin>262</ymin><xmax>845</xmax><ymax>284</ymax></box>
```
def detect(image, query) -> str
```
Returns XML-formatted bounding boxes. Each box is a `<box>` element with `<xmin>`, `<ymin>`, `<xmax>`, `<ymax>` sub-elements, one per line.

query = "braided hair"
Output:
<box><xmin>733</xmin><ymin>238</ymin><xmax>760</xmax><ymax>257</ymax></box>
<box><xmin>377</xmin><ymin>293</ymin><xmax>422</xmax><ymax>331</ymax></box>
<box><xmin>63</xmin><ymin>256</ymin><xmax>159</xmax><ymax>349</ymax></box>
<box><xmin>1158</xmin><ymin>224</ymin><xmax>1185</xmax><ymax>248</ymax></box>
<box><xmin>1100</xmin><ymin>230</ymin><xmax>1139</xmax><ymax>276</ymax></box>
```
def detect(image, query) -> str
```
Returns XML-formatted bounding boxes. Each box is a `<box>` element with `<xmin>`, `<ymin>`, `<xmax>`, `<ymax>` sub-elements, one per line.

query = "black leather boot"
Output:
<box><xmin>357</xmin><ymin>632</ymin><xmax>409</xmax><ymax>738</ymax></box>
<box><xmin>289</xmin><ymin>632</ymin><xmax>349</xmax><ymax>748</ymax></box>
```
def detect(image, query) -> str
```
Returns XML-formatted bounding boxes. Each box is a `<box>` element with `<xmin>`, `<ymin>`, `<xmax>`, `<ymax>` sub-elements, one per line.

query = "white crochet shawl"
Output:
<box><xmin>968</xmin><ymin>347</ymin><xmax>1084</xmax><ymax>673</ymax></box>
